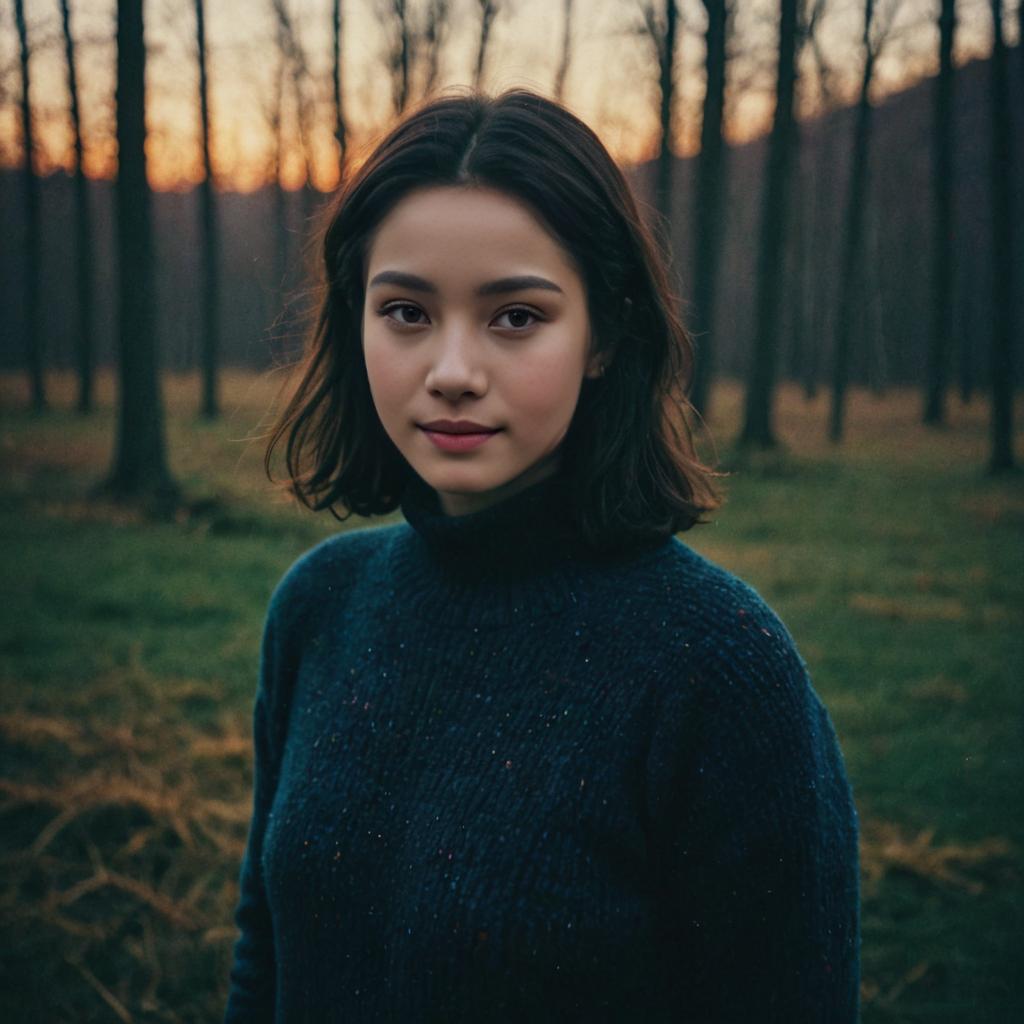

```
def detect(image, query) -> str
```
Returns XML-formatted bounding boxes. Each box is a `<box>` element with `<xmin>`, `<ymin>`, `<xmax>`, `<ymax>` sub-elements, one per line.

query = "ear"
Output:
<box><xmin>583</xmin><ymin>330</ymin><xmax>609</xmax><ymax>380</ymax></box>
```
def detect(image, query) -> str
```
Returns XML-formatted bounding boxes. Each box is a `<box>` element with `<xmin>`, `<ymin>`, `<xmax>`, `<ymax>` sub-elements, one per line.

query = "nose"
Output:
<box><xmin>424</xmin><ymin>323</ymin><xmax>488</xmax><ymax>401</ymax></box>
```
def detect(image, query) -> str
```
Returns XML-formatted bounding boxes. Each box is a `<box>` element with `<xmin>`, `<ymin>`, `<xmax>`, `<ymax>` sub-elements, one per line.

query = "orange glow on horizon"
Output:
<box><xmin>2</xmin><ymin>107</ymin><xmax>770</xmax><ymax>195</ymax></box>
<box><xmin>0</xmin><ymin>17</ymin><xmax>1004</xmax><ymax>196</ymax></box>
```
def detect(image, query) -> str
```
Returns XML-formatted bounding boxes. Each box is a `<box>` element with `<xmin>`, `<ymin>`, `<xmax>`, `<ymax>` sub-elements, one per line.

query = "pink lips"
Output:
<box><xmin>420</xmin><ymin>427</ymin><xmax>500</xmax><ymax>452</ymax></box>
<box><xmin>417</xmin><ymin>418</ymin><xmax>503</xmax><ymax>452</ymax></box>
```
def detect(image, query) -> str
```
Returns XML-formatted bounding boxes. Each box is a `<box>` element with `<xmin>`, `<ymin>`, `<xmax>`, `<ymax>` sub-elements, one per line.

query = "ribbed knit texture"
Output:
<box><xmin>225</xmin><ymin>471</ymin><xmax>860</xmax><ymax>1023</ymax></box>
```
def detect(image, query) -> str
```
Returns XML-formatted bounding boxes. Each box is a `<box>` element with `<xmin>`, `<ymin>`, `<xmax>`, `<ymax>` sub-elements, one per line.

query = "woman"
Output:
<box><xmin>225</xmin><ymin>89</ymin><xmax>860</xmax><ymax>1022</ymax></box>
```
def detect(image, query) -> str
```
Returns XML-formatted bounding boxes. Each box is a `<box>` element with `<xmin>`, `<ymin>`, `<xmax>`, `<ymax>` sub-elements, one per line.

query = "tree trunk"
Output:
<box><xmin>272</xmin><ymin>0</ymin><xmax>317</xmax><ymax>224</ymax></box>
<box><xmin>738</xmin><ymin>0</ymin><xmax>798</xmax><ymax>448</ymax></box>
<box><xmin>958</xmin><ymin>254</ymin><xmax>975</xmax><ymax>403</ymax></box>
<box><xmin>989</xmin><ymin>0</ymin><xmax>1016</xmax><ymax>471</ymax></box>
<box><xmin>806</xmin><ymin>122</ymin><xmax>837</xmax><ymax>403</ymax></box>
<box><xmin>422</xmin><ymin>0</ymin><xmax>449</xmax><ymax>97</ymax></box>
<box><xmin>272</xmin><ymin>47</ymin><xmax>289</xmax><ymax>350</ymax></box>
<box><xmin>828</xmin><ymin>0</ymin><xmax>875</xmax><ymax>444</ymax></box>
<box><xmin>474</xmin><ymin>1</ymin><xmax>497</xmax><ymax>91</ymax></box>
<box><xmin>799</xmin><ymin>141</ymin><xmax>820</xmax><ymax>401</ymax></box>
<box><xmin>924</xmin><ymin>0</ymin><xmax>956</xmax><ymax>425</ymax></box>
<box><xmin>196</xmin><ymin>0</ymin><xmax>220</xmax><ymax>419</ymax></box>
<box><xmin>385</xmin><ymin>0</ymin><xmax>411</xmax><ymax>112</ymax></box>
<box><xmin>14</xmin><ymin>0</ymin><xmax>44</xmax><ymax>413</ymax></box>
<box><xmin>689</xmin><ymin>0</ymin><xmax>727</xmax><ymax>418</ymax></box>
<box><xmin>60</xmin><ymin>0</ymin><xmax>95</xmax><ymax>415</ymax></box>
<box><xmin>553</xmin><ymin>0</ymin><xmax>574</xmax><ymax>103</ymax></box>
<box><xmin>864</xmin><ymin>204</ymin><xmax>889</xmax><ymax>393</ymax></box>
<box><xmin>333</xmin><ymin>0</ymin><xmax>348</xmax><ymax>178</ymax></box>
<box><xmin>105</xmin><ymin>0</ymin><xmax>175</xmax><ymax>503</ymax></box>
<box><xmin>787</xmin><ymin>140</ymin><xmax>807</xmax><ymax>389</ymax></box>
<box><xmin>654</xmin><ymin>0</ymin><xmax>678</xmax><ymax>231</ymax></box>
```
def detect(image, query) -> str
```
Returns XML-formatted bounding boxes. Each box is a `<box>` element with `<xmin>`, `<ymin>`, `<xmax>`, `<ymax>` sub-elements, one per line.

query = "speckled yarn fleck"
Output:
<box><xmin>225</xmin><ymin>471</ymin><xmax>860</xmax><ymax>1023</ymax></box>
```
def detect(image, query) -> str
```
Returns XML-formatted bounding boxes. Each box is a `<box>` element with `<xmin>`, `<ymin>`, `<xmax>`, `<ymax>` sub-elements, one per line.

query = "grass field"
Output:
<box><xmin>1</xmin><ymin>370</ymin><xmax>1022</xmax><ymax>1022</ymax></box>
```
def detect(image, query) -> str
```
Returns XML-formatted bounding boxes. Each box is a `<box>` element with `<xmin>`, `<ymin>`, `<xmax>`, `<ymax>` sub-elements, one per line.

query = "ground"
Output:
<box><xmin>0</xmin><ymin>371</ymin><xmax>1021</xmax><ymax>1022</ymax></box>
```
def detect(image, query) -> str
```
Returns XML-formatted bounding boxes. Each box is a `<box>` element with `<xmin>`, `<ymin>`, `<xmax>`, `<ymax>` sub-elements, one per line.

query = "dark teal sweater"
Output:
<box><xmin>225</xmin><ymin>470</ymin><xmax>860</xmax><ymax>1022</ymax></box>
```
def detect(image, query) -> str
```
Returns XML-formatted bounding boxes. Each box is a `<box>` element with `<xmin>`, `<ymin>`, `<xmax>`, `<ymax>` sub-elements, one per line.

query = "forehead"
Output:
<box><xmin>365</xmin><ymin>186</ymin><xmax>580</xmax><ymax>283</ymax></box>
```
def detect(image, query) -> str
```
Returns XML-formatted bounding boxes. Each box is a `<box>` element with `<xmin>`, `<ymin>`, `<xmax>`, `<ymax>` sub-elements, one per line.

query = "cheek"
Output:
<box><xmin>507</xmin><ymin>347</ymin><xmax>587</xmax><ymax>423</ymax></box>
<box><xmin>362</xmin><ymin>330</ymin><xmax>407</xmax><ymax>416</ymax></box>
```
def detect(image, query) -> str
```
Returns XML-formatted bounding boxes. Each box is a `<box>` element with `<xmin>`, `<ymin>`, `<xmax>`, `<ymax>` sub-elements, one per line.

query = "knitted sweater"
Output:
<box><xmin>224</xmin><ymin>470</ymin><xmax>860</xmax><ymax>1023</ymax></box>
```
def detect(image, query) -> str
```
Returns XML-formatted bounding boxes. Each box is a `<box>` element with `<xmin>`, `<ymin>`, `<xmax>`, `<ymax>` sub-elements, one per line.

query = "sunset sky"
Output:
<box><xmin>0</xmin><ymin>0</ymin><xmax>1016</xmax><ymax>193</ymax></box>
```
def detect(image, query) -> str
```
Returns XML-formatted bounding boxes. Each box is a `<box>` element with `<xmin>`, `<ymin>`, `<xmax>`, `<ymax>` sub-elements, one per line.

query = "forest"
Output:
<box><xmin>1</xmin><ymin>1</ymin><xmax>1022</xmax><ymax>1021</ymax></box>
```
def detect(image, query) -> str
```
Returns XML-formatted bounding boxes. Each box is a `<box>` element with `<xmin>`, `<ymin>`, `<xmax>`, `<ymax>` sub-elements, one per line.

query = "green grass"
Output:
<box><xmin>1</xmin><ymin>371</ymin><xmax>1022</xmax><ymax>1021</ymax></box>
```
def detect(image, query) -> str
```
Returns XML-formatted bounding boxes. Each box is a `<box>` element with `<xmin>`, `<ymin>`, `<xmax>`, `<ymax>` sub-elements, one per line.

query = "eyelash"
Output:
<box><xmin>377</xmin><ymin>302</ymin><xmax>543</xmax><ymax>332</ymax></box>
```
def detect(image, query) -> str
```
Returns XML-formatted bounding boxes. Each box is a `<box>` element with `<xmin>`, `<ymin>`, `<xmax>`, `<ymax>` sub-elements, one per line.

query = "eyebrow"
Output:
<box><xmin>367</xmin><ymin>270</ymin><xmax>564</xmax><ymax>296</ymax></box>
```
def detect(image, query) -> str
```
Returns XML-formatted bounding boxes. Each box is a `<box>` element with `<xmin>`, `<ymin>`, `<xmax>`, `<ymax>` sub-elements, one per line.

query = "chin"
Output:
<box><xmin>425</xmin><ymin>472</ymin><xmax>506</xmax><ymax>496</ymax></box>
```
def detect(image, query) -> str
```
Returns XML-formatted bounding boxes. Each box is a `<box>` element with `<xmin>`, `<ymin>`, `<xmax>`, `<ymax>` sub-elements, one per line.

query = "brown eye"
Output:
<box><xmin>383</xmin><ymin>304</ymin><xmax>428</xmax><ymax>326</ymax></box>
<box><xmin>493</xmin><ymin>307</ymin><xmax>540</xmax><ymax>331</ymax></box>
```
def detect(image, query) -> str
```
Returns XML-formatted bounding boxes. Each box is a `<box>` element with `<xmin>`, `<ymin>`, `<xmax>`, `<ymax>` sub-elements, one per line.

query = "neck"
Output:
<box><xmin>434</xmin><ymin>454</ymin><xmax>561</xmax><ymax>518</ymax></box>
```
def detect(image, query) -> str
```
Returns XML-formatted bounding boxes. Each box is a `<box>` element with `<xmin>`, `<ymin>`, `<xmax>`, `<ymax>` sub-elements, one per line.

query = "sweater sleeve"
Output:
<box><xmin>224</xmin><ymin>589</ymin><xmax>295</xmax><ymax>1023</ymax></box>
<box><xmin>645</xmin><ymin>615</ymin><xmax>861</xmax><ymax>1022</ymax></box>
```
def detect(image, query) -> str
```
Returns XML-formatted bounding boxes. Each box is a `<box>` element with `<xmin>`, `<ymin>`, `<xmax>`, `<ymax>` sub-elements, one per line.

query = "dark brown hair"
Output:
<box><xmin>266</xmin><ymin>88</ymin><xmax>720</xmax><ymax>548</ymax></box>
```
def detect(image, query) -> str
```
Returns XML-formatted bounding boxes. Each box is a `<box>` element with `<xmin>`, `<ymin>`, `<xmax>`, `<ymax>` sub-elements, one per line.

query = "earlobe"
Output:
<box><xmin>584</xmin><ymin>333</ymin><xmax>608</xmax><ymax>379</ymax></box>
<box><xmin>585</xmin><ymin>344</ymin><xmax>609</xmax><ymax>379</ymax></box>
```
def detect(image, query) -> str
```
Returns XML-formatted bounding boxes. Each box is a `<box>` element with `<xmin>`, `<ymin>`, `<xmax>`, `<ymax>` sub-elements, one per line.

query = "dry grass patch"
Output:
<box><xmin>860</xmin><ymin>818</ymin><xmax>1016</xmax><ymax>898</ymax></box>
<box><xmin>0</xmin><ymin>673</ymin><xmax>254</xmax><ymax>1020</ymax></box>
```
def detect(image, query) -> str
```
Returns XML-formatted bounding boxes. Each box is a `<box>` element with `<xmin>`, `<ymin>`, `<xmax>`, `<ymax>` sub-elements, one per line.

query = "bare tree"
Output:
<box><xmin>785</xmin><ymin>144</ymin><xmax>810</xmax><ymax>392</ymax></box>
<box><xmin>58</xmin><ymin>0</ymin><xmax>96</xmax><ymax>414</ymax></box>
<box><xmin>14</xmin><ymin>0</ymin><xmax>44</xmax><ymax>412</ymax></box>
<box><xmin>638</xmin><ymin>0</ymin><xmax>679</xmax><ymax>231</ymax></box>
<box><xmin>804</xmin><ymin>0</ymin><xmax>849</xmax><ymax>403</ymax></box>
<box><xmin>474</xmin><ymin>1</ymin><xmax>501</xmax><ymax>90</ymax></box>
<box><xmin>924</xmin><ymin>0</ymin><xmax>956</xmax><ymax>425</ymax></box>
<box><xmin>252</xmin><ymin>26</ymin><xmax>292</xmax><ymax>349</ymax></box>
<box><xmin>333</xmin><ymin>0</ymin><xmax>348</xmax><ymax>175</ymax></box>
<box><xmin>828</xmin><ymin>0</ymin><xmax>902</xmax><ymax>443</ymax></box>
<box><xmin>104</xmin><ymin>0</ymin><xmax>176</xmax><ymax>503</ymax></box>
<box><xmin>957</xmin><ymin>252</ymin><xmax>976</xmax><ymax>404</ymax></box>
<box><xmin>376</xmin><ymin>0</ymin><xmax>452</xmax><ymax>114</ymax></box>
<box><xmin>785</xmin><ymin>0</ymin><xmax>829</xmax><ymax>402</ymax></box>
<box><xmin>738</xmin><ymin>0</ymin><xmax>799</xmax><ymax>448</ymax></box>
<box><xmin>688</xmin><ymin>0</ymin><xmax>730</xmax><ymax>417</ymax></box>
<box><xmin>196</xmin><ymin>0</ymin><xmax>220</xmax><ymax>419</ymax></box>
<box><xmin>378</xmin><ymin>0</ymin><xmax>414</xmax><ymax>113</ymax></box>
<box><xmin>272</xmin><ymin>0</ymin><xmax>317</xmax><ymax>212</ymax></box>
<box><xmin>989</xmin><ymin>0</ymin><xmax>1015</xmax><ymax>471</ymax></box>
<box><xmin>422</xmin><ymin>0</ymin><xmax>451</xmax><ymax>98</ymax></box>
<box><xmin>553</xmin><ymin>0</ymin><xmax>575</xmax><ymax>103</ymax></box>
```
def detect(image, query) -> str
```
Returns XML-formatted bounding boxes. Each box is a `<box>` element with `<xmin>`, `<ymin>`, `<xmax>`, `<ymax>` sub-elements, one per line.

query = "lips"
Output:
<box><xmin>419</xmin><ymin>424</ymin><xmax>502</xmax><ymax>452</ymax></box>
<box><xmin>419</xmin><ymin>420</ymin><xmax>501</xmax><ymax>435</ymax></box>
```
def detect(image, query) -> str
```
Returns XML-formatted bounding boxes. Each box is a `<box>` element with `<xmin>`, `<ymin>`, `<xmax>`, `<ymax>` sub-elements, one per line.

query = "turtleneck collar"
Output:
<box><xmin>384</xmin><ymin>468</ymin><xmax>674</xmax><ymax>628</ymax></box>
<box><xmin>384</xmin><ymin>469</ymin><xmax>587</xmax><ymax>629</ymax></box>
<box><xmin>398</xmin><ymin>468</ymin><xmax>587</xmax><ymax>576</ymax></box>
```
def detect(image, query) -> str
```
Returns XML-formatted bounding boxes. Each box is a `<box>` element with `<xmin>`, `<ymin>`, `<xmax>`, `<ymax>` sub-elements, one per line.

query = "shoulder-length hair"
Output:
<box><xmin>266</xmin><ymin>87</ymin><xmax>720</xmax><ymax>550</ymax></box>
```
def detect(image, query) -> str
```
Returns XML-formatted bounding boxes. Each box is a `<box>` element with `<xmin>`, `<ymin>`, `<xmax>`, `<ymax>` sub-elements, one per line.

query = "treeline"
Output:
<box><xmin>3</xmin><ymin>52</ymin><xmax>1020</xmax><ymax>395</ymax></box>
<box><xmin>3</xmin><ymin>0</ymin><xmax>1022</xmax><ymax>504</ymax></box>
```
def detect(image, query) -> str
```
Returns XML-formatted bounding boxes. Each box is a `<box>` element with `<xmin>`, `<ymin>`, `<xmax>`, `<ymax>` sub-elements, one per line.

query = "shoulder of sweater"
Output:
<box><xmin>639</xmin><ymin>545</ymin><xmax>841</xmax><ymax>807</ymax></box>
<box><xmin>627</xmin><ymin>538</ymin><xmax>814</xmax><ymax>705</ymax></box>
<box><xmin>603</xmin><ymin>536</ymin><xmax>799</xmax><ymax>653</ymax></box>
<box><xmin>266</xmin><ymin>519</ymin><xmax>405</xmax><ymax>629</ymax></box>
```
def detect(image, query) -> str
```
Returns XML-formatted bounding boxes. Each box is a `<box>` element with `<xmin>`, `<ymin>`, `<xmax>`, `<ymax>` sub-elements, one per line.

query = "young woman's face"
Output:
<box><xmin>362</xmin><ymin>185</ymin><xmax>601</xmax><ymax>516</ymax></box>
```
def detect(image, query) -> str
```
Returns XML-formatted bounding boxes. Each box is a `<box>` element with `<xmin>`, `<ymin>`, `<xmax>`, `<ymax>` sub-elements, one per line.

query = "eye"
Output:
<box><xmin>380</xmin><ymin>303</ymin><xmax>429</xmax><ymax>327</ymax></box>
<box><xmin>492</xmin><ymin>307</ymin><xmax>541</xmax><ymax>331</ymax></box>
